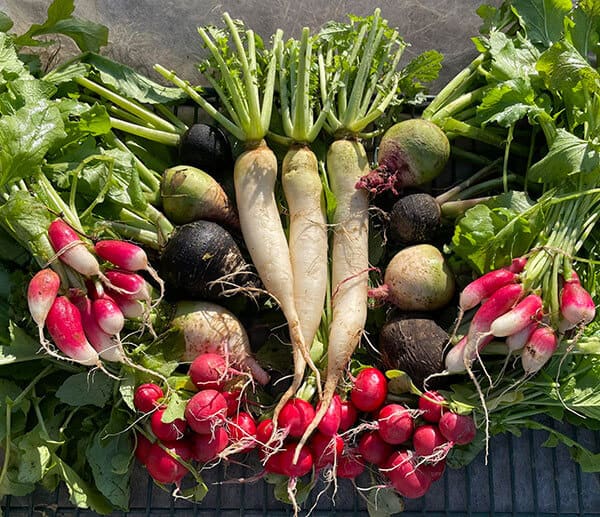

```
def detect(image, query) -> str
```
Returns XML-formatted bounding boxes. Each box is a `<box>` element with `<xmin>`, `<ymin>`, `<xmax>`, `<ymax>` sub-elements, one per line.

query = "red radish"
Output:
<box><xmin>384</xmin><ymin>451</ymin><xmax>431</xmax><ymax>498</ymax></box>
<box><xmin>45</xmin><ymin>296</ymin><xmax>100</xmax><ymax>366</ymax></box>
<box><xmin>264</xmin><ymin>452</ymin><xmax>285</xmax><ymax>475</ymax></box>
<box><xmin>145</xmin><ymin>441</ymin><xmax>190</xmax><ymax>484</ymax></box>
<box><xmin>412</xmin><ymin>425</ymin><xmax>448</xmax><ymax>458</ymax></box>
<box><xmin>134</xmin><ymin>383</ymin><xmax>164</xmax><ymax>413</ymax></box>
<box><xmin>508</xmin><ymin>257</ymin><xmax>527</xmax><ymax>273</ymax></box>
<box><xmin>506</xmin><ymin>321</ymin><xmax>537</xmax><ymax>352</ymax></box>
<box><xmin>351</xmin><ymin>368</ymin><xmax>388</xmax><ymax>412</ymax></box>
<box><xmin>337</xmin><ymin>451</ymin><xmax>365</xmax><ymax>478</ymax></box>
<box><xmin>316</xmin><ymin>394</ymin><xmax>342</xmax><ymax>436</ymax></box>
<box><xmin>134</xmin><ymin>433</ymin><xmax>153</xmax><ymax>464</ymax></box>
<box><xmin>256</xmin><ymin>419</ymin><xmax>275</xmax><ymax>446</ymax></box>
<box><xmin>48</xmin><ymin>219</ymin><xmax>101</xmax><ymax>277</ymax></box>
<box><xmin>184</xmin><ymin>389</ymin><xmax>228</xmax><ymax>434</ymax></box>
<box><xmin>438</xmin><ymin>412</ymin><xmax>476</xmax><ymax>445</ymax></box>
<box><xmin>95</xmin><ymin>240</ymin><xmax>150</xmax><ymax>272</ymax></box>
<box><xmin>310</xmin><ymin>433</ymin><xmax>344</xmax><ymax>469</ymax></box>
<box><xmin>358</xmin><ymin>431</ymin><xmax>393</xmax><ymax>466</ymax></box>
<box><xmin>104</xmin><ymin>270</ymin><xmax>151</xmax><ymax>301</ymax></box>
<box><xmin>418</xmin><ymin>391</ymin><xmax>446</xmax><ymax>423</ymax></box>
<box><xmin>463</xmin><ymin>283</ymin><xmax>524</xmax><ymax>366</ymax></box>
<box><xmin>560</xmin><ymin>280</ymin><xmax>596</xmax><ymax>326</ymax></box>
<box><xmin>278</xmin><ymin>445</ymin><xmax>314</xmax><ymax>477</ymax></box>
<box><xmin>279</xmin><ymin>398</ymin><xmax>315</xmax><ymax>438</ymax></box>
<box><xmin>108</xmin><ymin>290</ymin><xmax>145</xmax><ymax>319</ymax></box>
<box><xmin>421</xmin><ymin>459</ymin><xmax>446</xmax><ymax>482</ymax></box>
<box><xmin>227</xmin><ymin>411</ymin><xmax>257</xmax><ymax>452</ymax></box>
<box><xmin>223</xmin><ymin>390</ymin><xmax>242</xmax><ymax>416</ymax></box>
<box><xmin>377</xmin><ymin>404</ymin><xmax>414</xmax><ymax>445</ymax></box>
<box><xmin>339</xmin><ymin>399</ymin><xmax>358</xmax><ymax>431</ymax></box>
<box><xmin>27</xmin><ymin>268</ymin><xmax>61</xmax><ymax>343</ymax></box>
<box><xmin>521</xmin><ymin>326</ymin><xmax>558</xmax><ymax>374</ymax></box>
<box><xmin>92</xmin><ymin>297</ymin><xmax>125</xmax><ymax>336</ymax></box>
<box><xmin>459</xmin><ymin>268</ymin><xmax>518</xmax><ymax>312</ymax></box>
<box><xmin>70</xmin><ymin>292</ymin><xmax>125</xmax><ymax>363</ymax></box>
<box><xmin>190</xmin><ymin>427</ymin><xmax>229</xmax><ymax>463</ymax></box>
<box><xmin>151</xmin><ymin>408</ymin><xmax>187</xmax><ymax>441</ymax></box>
<box><xmin>489</xmin><ymin>293</ymin><xmax>543</xmax><ymax>337</ymax></box>
<box><xmin>189</xmin><ymin>353</ymin><xmax>229</xmax><ymax>390</ymax></box>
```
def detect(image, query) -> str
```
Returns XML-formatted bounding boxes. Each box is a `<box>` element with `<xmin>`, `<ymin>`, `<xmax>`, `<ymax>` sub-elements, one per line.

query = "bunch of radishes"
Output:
<box><xmin>446</xmin><ymin>257</ymin><xmax>596</xmax><ymax>377</ymax></box>
<box><xmin>27</xmin><ymin>218</ymin><xmax>160</xmax><ymax>367</ymax></box>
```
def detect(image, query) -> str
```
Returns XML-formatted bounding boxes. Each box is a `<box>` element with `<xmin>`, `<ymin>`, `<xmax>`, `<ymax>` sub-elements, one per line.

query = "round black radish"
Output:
<box><xmin>178</xmin><ymin>123</ymin><xmax>233</xmax><ymax>177</ymax></box>
<box><xmin>379</xmin><ymin>316</ymin><xmax>448</xmax><ymax>390</ymax></box>
<box><xmin>161</xmin><ymin>165</ymin><xmax>239</xmax><ymax>228</ymax></box>
<box><xmin>383</xmin><ymin>244</ymin><xmax>455</xmax><ymax>311</ymax></box>
<box><xmin>378</xmin><ymin>119</ymin><xmax>450</xmax><ymax>188</ymax></box>
<box><xmin>159</xmin><ymin>220</ymin><xmax>255</xmax><ymax>300</ymax></box>
<box><xmin>390</xmin><ymin>193</ymin><xmax>441</xmax><ymax>244</ymax></box>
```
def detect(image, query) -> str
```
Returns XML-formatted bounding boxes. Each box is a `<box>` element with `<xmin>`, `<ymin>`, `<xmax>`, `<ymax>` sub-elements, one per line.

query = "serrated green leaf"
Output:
<box><xmin>162</xmin><ymin>391</ymin><xmax>187</xmax><ymax>423</ymax></box>
<box><xmin>56</xmin><ymin>372</ymin><xmax>114</xmax><ymax>408</ymax></box>
<box><xmin>485</xmin><ymin>31</ymin><xmax>540</xmax><ymax>81</ymax></box>
<box><xmin>528</xmin><ymin>129</ymin><xmax>600</xmax><ymax>184</ymax></box>
<box><xmin>512</xmin><ymin>0</ymin><xmax>571</xmax><ymax>47</ymax></box>
<box><xmin>118</xmin><ymin>372</ymin><xmax>136</xmax><ymax>411</ymax></box>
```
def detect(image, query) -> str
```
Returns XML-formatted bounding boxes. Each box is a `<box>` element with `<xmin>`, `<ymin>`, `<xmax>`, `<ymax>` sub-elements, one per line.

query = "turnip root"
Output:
<box><xmin>371</xmin><ymin>244</ymin><xmax>455</xmax><ymax>312</ymax></box>
<box><xmin>169</xmin><ymin>300</ymin><xmax>269</xmax><ymax>385</ymax></box>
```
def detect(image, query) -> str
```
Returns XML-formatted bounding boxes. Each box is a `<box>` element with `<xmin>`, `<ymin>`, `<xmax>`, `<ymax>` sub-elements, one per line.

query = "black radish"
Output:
<box><xmin>159</xmin><ymin>220</ymin><xmax>255</xmax><ymax>300</ymax></box>
<box><xmin>179</xmin><ymin>123</ymin><xmax>233</xmax><ymax>177</ymax></box>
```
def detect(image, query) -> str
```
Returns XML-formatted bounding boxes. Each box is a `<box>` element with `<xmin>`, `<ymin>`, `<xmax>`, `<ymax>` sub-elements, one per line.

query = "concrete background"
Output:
<box><xmin>1</xmin><ymin>0</ymin><xmax>496</xmax><ymax>91</ymax></box>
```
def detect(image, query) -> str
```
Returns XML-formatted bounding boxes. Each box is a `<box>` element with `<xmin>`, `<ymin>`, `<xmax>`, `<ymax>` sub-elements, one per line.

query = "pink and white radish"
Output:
<box><xmin>489</xmin><ymin>293</ymin><xmax>543</xmax><ymax>337</ymax></box>
<box><xmin>171</xmin><ymin>301</ymin><xmax>269</xmax><ymax>385</ymax></box>
<box><xmin>91</xmin><ymin>297</ymin><xmax>125</xmax><ymax>336</ymax></box>
<box><xmin>27</xmin><ymin>268</ymin><xmax>61</xmax><ymax>344</ymax></box>
<box><xmin>521</xmin><ymin>326</ymin><xmax>558</xmax><ymax>374</ymax></box>
<box><xmin>48</xmin><ymin>219</ymin><xmax>101</xmax><ymax>278</ymax></box>
<box><xmin>560</xmin><ymin>279</ymin><xmax>596</xmax><ymax>327</ymax></box>
<box><xmin>459</xmin><ymin>268</ymin><xmax>519</xmax><ymax>313</ymax></box>
<box><xmin>103</xmin><ymin>270</ymin><xmax>151</xmax><ymax>301</ymax></box>
<box><xmin>45</xmin><ymin>296</ymin><xmax>100</xmax><ymax>366</ymax></box>
<box><xmin>506</xmin><ymin>321</ymin><xmax>537</xmax><ymax>352</ymax></box>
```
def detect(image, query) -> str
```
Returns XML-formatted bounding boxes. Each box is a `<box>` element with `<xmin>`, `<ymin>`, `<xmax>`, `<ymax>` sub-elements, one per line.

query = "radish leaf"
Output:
<box><xmin>56</xmin><ymin>372</ymin><xmax>114</xmax><ymax>408</ymax></box>
<box><xmin>512</xmin><ymin>0</ymin><xmax>571</xmax><ymax>47</ymax></box>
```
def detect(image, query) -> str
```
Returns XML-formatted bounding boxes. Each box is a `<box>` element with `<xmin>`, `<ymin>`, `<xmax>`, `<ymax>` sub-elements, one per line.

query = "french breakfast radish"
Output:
<box><xmin>27</xmin><ymin>268</ymin><xmax>61</xmax><ymax>344</ymax></box>
<box><xmin>560</xmin><ymin>279</ymin><xmax>596</xmax><ymax>326</ymax></box>
<box><xmin>506</xmin><ymin>321</ymin><xmax>537</xmax><ymax>352</ymax></box>
<box><xmin>489</xmin><ymin>293</ymin><xmax>543</xmax><ymax>337</ymax></box>
<box><xmin>45</xmin><ymin>296</ymin><xmax>100</xmax><ymax>366</ymax></box>
<box><xmin>103</xmin><ymin>270</ymin><xmax>151</xmax><ymax>301</ymax></box>
<box><xmin>91</xmin><ymin>297</ymin><xmax>125</xmax><ymax>336</ymax></box>
<box><xmin>48</xmin><ymin>219</ymin><xmax>101</xmax><ymax>278</ymax></box>
<box><xmin>459</xmin><ymin>268</ymin><xmax>518</xmax><ymax>312</ymax></box>
<box><xmin>521</xmin><ymin>325</ymin><xmax>558</xmax><ymax>374</ymax></box>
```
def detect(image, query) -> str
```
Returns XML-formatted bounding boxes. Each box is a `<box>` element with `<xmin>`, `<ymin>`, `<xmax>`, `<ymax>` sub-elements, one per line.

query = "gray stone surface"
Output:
<box><xmin>1</xmin><ymin>0</ymin><xmax>497</xmax><ymax>91</ymax></box>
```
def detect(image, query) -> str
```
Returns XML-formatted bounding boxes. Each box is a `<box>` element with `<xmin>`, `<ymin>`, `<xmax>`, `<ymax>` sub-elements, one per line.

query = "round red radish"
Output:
<box><xmin>256</xmin><ymin>418</ymin><xmax>275</xmax><ymax>446</ymax></box>
<box><xmin>337</xmin><ymin>451</ymin><xmax>365</xmax><ymax>478</ymax></box>
<box><xmin>134</xmin><ymin>383</ymin><xmax>164</xmax><ymax>413</ymax></box>
<box><xmin>134</xmin><ymin>433</ymin><xmax>153</xmax><ymax>465</ymax></box>
<box><xmin>227</xmin><ymin>412</ymin><xmax>257</xmax><ymax>452</ymax></box>
<box><xmin>310</xmin><ymin>432</ymin><xmax>344</xmax><ymax>469</ymax></box>
<box><xmin>145</xmin><ymin>441</ymin><xmax>191</xmax><ymax>484</ymax></box>
<box><xmin>377</xmin><ymin>404</ymin><xmax>414</xmax><ymax>445</ymax></box>
<box><xmin>190</xmin><ymin>427</ymin><xmax>229</xmax><ymax>463</ymax></box>
<box><xmin>279</xmin><ymin>398</ymin><xmax>315</xmax><ymax>438</ymax></box>
<box><xmin>438</xmin><ymin>412</ymin><xmax>476</xmax><ymax>445</ymax></box>
<box><xmin>316</xmin><ymin>394</ymin><xmax>342</xmax><ymax>436</ymax></box>
<box><xmin>278</xmin><ymin>445</ymin><xmax>314</xmax><ymax>477</ymax></box>
<box><xmin>351</xmin><ymin>368</ymin><xmax>388</xmax><ymax>412</ymax></box>
<box><xmin>358</xmin><ymin>431</ymin><xmax>393</xmax><ymax>466</ymax></box>
<box><xmin>223</xmin><ymin>389</ymin><xmax>242</xmax><ymax>416</ymax></box>
<box><xmin>413</xmin><ymin>425</ymin><xmax>448</xmax><ymax>458</ymax></box>
<box><xmin>151</xmin><ymin>408</ymin><xmax>187</xmax><ymax>442</ymax></box>
<box><xmin>421</xmin><ymin>459</ymin><xmax>446</xmax><ymax>482</ymax></box>
<box><xmin>189</xmin><ymin>353</ymin><xmax>229</xmax><ymax>390</ymax></box>
<box><xmin>185</xmin><ymin>389</ymin><xmax>228</xmax><ymax>434</ymax></box>
<box><xmin>264</xmin><ymin>450</ymin><xmax>285</xmax><ymax>475</ymax></box>
<box><xmin>339</xmin><ymin>399</ymin><xmax>359</xmax><ymax>431</ymax></box>
<box><xmin>418</xmin><ymin>391</ymin><xmax>445</xmax><ymax>423</ymax></box>
<box><xmin>384</xmin><ymin>450</ymin><xmax>431</xmax><ymax>498</ymax></box>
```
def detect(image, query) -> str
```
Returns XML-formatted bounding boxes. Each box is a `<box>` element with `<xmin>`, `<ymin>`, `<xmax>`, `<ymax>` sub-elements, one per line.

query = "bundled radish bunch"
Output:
<box><xmin>27</xmin><ymin>218</ymin><xmax>161</xmax><ymax>367</ymax></box>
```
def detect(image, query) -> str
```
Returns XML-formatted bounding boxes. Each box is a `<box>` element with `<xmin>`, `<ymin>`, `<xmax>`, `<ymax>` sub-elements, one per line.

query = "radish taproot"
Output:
<box><xmin>295</xmin><ymin>10</ymin><xmax>409</xmax><ymax>457</ymax></box>
<box><xmin>316</xmin><ymin>394</ymin><xmax>342</xmax><ymax>437</ymax></box>
<box><xmin>412</xmin><ymin>424</ymin><xmax>448</xmax><ymax>458</ymax></box>
<box><xmin>418</xmin><ymin>391</ymin><xmax>446</xmax><ymax>423</ymax></box>
<box><xmin>270</xmin><ymin>28</ymin><xmax>329</xmax><ymax>425</ymax></box>
<box><xmin>45</xmin><ymin>296</ymin><xmax>100</xmax><ymax>366</ymax></box>
<box><xmin>279</xmin><ymin>398</ymin><xmax>316</xmax><ymax>438</ymax></box>
<box><xmin>310</xmin><ymin>432</ymin><xmax>344</xmax><ymax>468</ymax></box>
<box><xmin>155</xmin><ymin>16</ymin><xmax>319</xmax><ymax>425</ymax></box>
<box><xmin>168</xmin><ymin>300</ymin><xmax>269</xmax><ymax>385</ymax></box>
<box><xmin>438</xmin><ymin>412</ymin><xmax>476</xmax><ymax>445</ymax></box>
<box><xmin>27</xmin><ymin>268</ymin><xmax>61</xmax><ymax>345</ymax></box>
<box><xmin>160</xmin><ymin>165</ymin><xmax>239</xmax><ymax>228</ymax></box>
<box><xmin>356</xmin><ymin>118</ymin><xmax>450</xmax><ymax>196</ymax></box>
<box><xmin>371</xmin><ymin>244</ymin><xmax>455</xmax><ymax>312</ymax></box>
<box><xmin>337</xmin><ymin>451</ymin><xmax>366</xmax><ymax>478</ymax></box>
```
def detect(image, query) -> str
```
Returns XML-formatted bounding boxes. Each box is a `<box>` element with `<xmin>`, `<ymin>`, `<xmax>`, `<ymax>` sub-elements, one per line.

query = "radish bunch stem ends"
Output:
<box><xmin>154</xmin><ymin>15</ymin><xmax>321</xmax><ymax>406</ymax></box>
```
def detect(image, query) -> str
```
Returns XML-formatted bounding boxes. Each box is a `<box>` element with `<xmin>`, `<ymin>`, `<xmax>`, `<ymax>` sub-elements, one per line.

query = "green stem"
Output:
<box><xmin>435</xmin><ymin>158</ymin><xmax>502</xmax><ymax>204</ymax></box>
<box><xmin>109</xmin><ymin>118</ymin><xmax>181</xmax><ymax>147</ymax></box>
<box><xmin>428</xmin><ymin>85</ymin><xmax>487</xmax><ymax>124</ymax></box>
<box><xmin>74</xmin><ymin>76</ymin><xmax>178</xmax><ymax>133</ymax></box>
